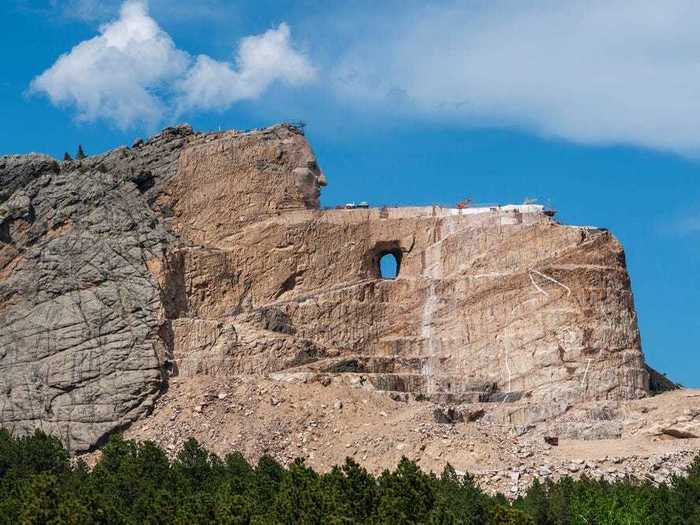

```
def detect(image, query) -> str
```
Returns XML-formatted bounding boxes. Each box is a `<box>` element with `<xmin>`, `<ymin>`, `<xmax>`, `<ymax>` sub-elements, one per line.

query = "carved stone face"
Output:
<box><xmin>293</xmin><ymin>157</ymin><xmax>326</xmax><ymax>208</ymax></box>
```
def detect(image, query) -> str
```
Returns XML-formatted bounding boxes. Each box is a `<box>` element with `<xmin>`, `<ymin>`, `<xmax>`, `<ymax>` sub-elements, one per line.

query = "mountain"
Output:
<box><xmin>1</xmin><ymin>124</ymin><xmax>694</xmax><ymax>495</ymax></box>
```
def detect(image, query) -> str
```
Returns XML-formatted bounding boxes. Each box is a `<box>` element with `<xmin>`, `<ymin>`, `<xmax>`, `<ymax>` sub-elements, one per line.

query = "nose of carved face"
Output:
<box><xmin>305</xmin><ymin>159</ymin><xmax>326</xmax><ymax>187</ymax></box>
<box><xmin>293</xmin><ymin>158</ymin><xmax>326</xmax><ymax>208</ymax></box>
<box><xmin>293</xmin><ymin>158</ymin><xmax>326</xmax><ymax>195</ymax></box>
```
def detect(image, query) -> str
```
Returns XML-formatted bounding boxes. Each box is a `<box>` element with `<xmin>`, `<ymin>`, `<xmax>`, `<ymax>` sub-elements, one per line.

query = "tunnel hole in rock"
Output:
<box><xmin>377</xmin><ymin>248</ymin><xmax>401</xmax><ymax>279</ymax></box>
<box><xmin>372</xmin><ymin>241</ymin><xmax>402</xmax><ymax>280</ymax></box>
<box><xmin>379</xmin><ymin>253</ymin><xmax>398</xmax><ymax>279</ymax></box>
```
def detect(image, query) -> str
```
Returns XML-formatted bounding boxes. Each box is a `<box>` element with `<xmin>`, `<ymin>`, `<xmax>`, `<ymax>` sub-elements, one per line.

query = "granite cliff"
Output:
<box><xmin>0</xmin><ymin>124</ymin><xmax>654</xmax><ymax>453</ymax></box>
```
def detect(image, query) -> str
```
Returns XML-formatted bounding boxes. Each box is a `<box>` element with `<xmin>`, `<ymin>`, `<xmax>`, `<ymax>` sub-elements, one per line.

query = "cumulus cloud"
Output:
<box><xmin>329</xmin><ymin>0</ymin><xmax>700</xmax><ymax>156</ymax></box>
<box><xmin>32</xmin><ymin>0</ymin><xmax>700</xmax><ymax>156</ymax></box>
<box><xmin>30</xmin><ymin>1</ymin><xmax>314</xmax><ymax>128</ymax></box>
<box><xmin>31</xmin><ymin>0</ymin><xmax>188</xmax><ymax>128</ymax></box>
<box><xmin>176</xmin><ymin>23</ymin><xmax>316</xmax><ymax>112</ymax></box>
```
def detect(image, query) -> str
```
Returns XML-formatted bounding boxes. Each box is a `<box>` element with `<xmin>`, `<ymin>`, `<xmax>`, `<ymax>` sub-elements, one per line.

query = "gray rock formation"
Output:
<box><xmin>0</xmin><ymin>128</ymin><xmax>193</xmax><ymax>450</ymax></box>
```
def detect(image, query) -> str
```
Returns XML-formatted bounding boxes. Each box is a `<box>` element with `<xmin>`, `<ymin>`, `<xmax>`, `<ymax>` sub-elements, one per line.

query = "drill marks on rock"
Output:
<box><xmin>581</xmin><ymin>358</ymin><xmax>592</xmax><ymax>394</ymax></box>
<box><xmin>529</xmin><ymin>270</ymin><xmax>549</xmax><ymax>297</ymax></box>
<box><xmin>503</xmin><ymin>340</ymin><xmax>513</xmax><ymax>397</ymax></box>
<box><xmin>420</xmin><ymin>219</ymin><xmax>448</xmax><ymax>397</ymax></box>
<box><xmin>249</xmin><ymin>278</ymin><xmax>376</xmax><ymax>313</ymax></box>
<box><xmin>529</xmin><ymin>268</ymin><xmax>572</xmax><ymax>297</ymax></box>
<box><xmin>420</xmin><ymin>281</ymin><xmax>438</xmax><ymax>395</ymax></box>
<box><xmin>458</xmin><ymin>233</ymin><xmax>597</xmax><ymax>400</ymax></box>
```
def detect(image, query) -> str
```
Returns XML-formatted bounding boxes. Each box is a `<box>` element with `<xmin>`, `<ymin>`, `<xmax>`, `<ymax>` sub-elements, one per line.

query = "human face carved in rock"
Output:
<box><xmin>293</xmin><ymin>155</ymin><xmax>326</xmax><ymax>209</ymax></box>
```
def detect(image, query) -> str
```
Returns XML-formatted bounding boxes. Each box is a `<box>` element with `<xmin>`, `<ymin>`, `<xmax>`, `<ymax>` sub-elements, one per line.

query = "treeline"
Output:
<box><xmin>0</xmin><ymin>430</ymin><xmax>699</xmax><ymax>524</ymax></box>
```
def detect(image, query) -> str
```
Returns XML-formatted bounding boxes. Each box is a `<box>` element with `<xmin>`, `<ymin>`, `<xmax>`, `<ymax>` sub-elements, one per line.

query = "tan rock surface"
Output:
<box><xmin>155</xmin><ymin>125</ymin><xmax>649</xmax><ymax>408</ymax></box>
<box><xmin>0</xmin><ymin>122</ymin><xmax>669</xmax><ymax>469</ymax></box>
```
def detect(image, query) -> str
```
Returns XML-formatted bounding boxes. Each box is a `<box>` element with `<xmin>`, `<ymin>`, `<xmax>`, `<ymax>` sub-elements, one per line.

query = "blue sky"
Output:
<box><xmin>1</xmin><ymin>0</ymin><xmax>699</xmax><ymax>386</ymax></box>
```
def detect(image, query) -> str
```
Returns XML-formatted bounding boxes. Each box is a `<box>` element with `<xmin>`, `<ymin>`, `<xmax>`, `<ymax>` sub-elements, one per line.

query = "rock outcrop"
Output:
<box><xmin>0</xmin><ymin>124</ymin><xmax>651</xmax><ymax>451</ymax></box>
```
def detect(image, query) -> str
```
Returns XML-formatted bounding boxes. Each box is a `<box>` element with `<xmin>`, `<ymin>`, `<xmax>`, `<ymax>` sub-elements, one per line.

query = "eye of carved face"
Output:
<box><xmin>294</xmin><ymin>167</ymin><xmax>316</xmax><ymax>186</ymax></box>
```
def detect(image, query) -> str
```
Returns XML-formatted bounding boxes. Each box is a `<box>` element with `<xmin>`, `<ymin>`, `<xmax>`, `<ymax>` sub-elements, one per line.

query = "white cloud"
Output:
<box><xmin>31</xmin><ymin>0</ymin><xmax>188</xmax><ymax>128</ymax></box>
<box><xmin>329</xmin><ymin>0</ymin><xmax>700</xmax><ymax>156</ymax></box>
<box><xmin>30</xmin><ymin>1</ymin><xmax>314</xmax><ymax>128</ymax></box>
<box><xmin>176</xmin><ymin>23</ymin><xmax>316</xmax><ymax>112</ymax></box>
<box><xmin>32</xmin><ymin>0</ymin><xmax>700</xmax><ymax>156</ymax></box>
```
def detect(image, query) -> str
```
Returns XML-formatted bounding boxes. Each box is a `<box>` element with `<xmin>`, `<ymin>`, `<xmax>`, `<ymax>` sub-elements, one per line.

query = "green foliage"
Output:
<box><xmin>0</xmin><ymin>429</ymin><xmax>698</xmax><ymax>524</ymax></box>
<box><xmin>0</xmin><ymin>429</ymin><xmax>69</xmax><ymax>479</ymax></box>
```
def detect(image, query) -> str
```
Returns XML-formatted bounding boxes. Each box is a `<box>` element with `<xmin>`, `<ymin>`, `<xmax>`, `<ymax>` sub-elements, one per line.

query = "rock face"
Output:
<box><xmin>0</xmin><ymin>124</ymin><xmax>650</xmax><ymax>451</ymax></box>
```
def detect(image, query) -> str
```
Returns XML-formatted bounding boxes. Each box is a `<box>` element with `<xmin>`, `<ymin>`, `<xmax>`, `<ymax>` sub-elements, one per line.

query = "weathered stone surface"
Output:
<box><xmin>0</xmin><ymin>127</ymin><xmax>197</xmax><ymax>450</ymax></box>
<box><xmin>1</xmin><ymin>123</ymin><xmax>652</xmax><ymax>451</ymax></box>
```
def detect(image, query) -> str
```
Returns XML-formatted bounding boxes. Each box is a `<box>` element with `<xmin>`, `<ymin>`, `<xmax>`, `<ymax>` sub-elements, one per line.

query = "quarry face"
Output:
<box><xmin>0</xmin><ymin>124</ymin><xmax>655</xmax><ymax>453</ymax></box>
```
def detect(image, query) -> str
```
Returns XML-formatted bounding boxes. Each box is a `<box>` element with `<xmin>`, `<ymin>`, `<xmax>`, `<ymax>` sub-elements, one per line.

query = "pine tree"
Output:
<box><xmin>76</xmin><ymin>145</ymin><xmax>87</xmax><ymax>160</ymax></box>
<box><xmin>63</xmin><ymin>152</ymin><xmax>72</xmax><ymax>161</ymax></box>
<box><xmin>0</xmin><ymin>428</ymin><xmax>696</xmax><ymax>523</ymax></box>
